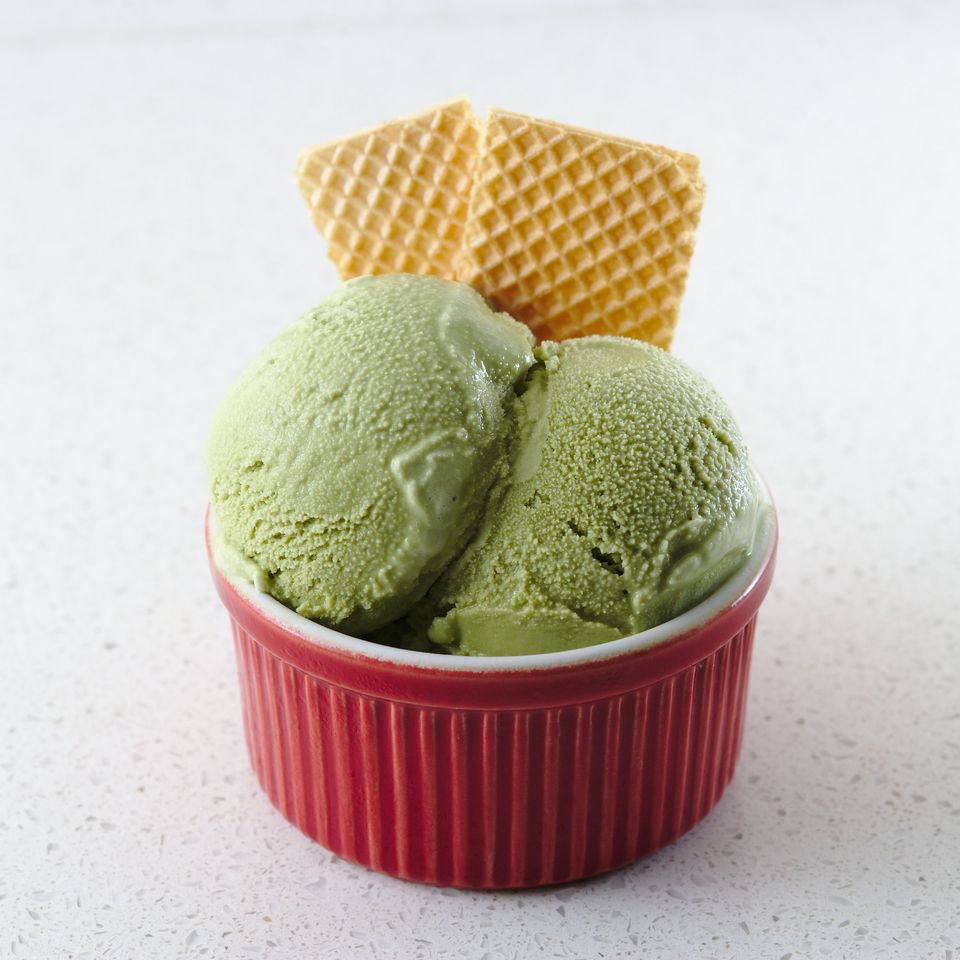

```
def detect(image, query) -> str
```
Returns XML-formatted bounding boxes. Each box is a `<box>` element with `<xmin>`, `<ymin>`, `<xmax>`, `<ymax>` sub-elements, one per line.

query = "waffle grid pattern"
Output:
<box><xmin>296</xmin><ymin>102</ymin><xmax>704</xmax><ymax>347</ymax></box>
<box><xmin>296</xmin><ymin>99</ymin><xmax>480</xmax><ymax>278</ymax></box>
<box><xmin>456</xmin><ymin>111</ymin><xmax>704</xmax><ymax>346</ymax></box>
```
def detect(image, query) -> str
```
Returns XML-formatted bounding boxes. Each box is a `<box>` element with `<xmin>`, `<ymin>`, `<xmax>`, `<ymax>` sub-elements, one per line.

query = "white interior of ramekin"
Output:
<box><xmin>211</xmin><ymin>488</ymin><xmax>776</xmax><ymax>674</ymax></box>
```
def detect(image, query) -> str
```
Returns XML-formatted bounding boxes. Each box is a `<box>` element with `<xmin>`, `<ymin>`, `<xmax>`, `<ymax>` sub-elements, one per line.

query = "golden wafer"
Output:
<box><xmin>456</xmin><ymin>109</ymin><xmax>705</xmax><ymax>347</ymax></box>
<box><xmin>296</xmin><ymin>99</ymin><xmax>480</xmax><ymax>279</ymax></box>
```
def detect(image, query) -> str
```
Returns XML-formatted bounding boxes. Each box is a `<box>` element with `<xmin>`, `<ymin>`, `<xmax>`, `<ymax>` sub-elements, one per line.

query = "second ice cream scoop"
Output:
<box><xmin>408</xmin><ymin>336</ymin><xmax>765</xmax><ymax>655</ymax></box>
<box><xmin>207</xmin><ymin>274</ymin><xmax>535</xmax><ymax>634</ymax></box>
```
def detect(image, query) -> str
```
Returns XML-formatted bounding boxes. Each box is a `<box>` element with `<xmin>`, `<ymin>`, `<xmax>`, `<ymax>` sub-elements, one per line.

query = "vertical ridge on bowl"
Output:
<box><xmin>228</xmin><ymin>614</ymin><xmax>761</xmax><ymax>888</ymax></box>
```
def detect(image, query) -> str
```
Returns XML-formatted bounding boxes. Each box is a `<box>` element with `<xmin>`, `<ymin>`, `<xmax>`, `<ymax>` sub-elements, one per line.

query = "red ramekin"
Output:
<box><xmin>207</xmin><ymin>508</ymin><xmax>777</xmax><ymax>889</ymax></box>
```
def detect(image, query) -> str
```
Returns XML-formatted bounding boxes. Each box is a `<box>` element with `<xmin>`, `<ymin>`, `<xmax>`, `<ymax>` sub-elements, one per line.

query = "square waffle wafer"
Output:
<box><xmin>296</xmin><ymin>99</ymin><xmax>480</xmax><ymax>279</ymax></box>
<box><xmin>455</xmin><ymin>109</ymin><xmax>705</xmax><ymax>347</ymax></box>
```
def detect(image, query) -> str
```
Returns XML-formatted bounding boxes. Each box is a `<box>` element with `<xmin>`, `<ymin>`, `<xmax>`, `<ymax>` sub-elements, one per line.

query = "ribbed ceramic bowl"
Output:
<box><xmin>207</xmin><ymin>508</ymin><xmax>777</xmax><ymax>889</ymax></box>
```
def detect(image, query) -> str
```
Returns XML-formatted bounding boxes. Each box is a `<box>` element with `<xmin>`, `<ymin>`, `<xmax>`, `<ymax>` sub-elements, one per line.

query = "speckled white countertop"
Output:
<box><xmin>2</xmin><ymin>1</ymin><xmax>958</xmax><ymax>957</ymax></box>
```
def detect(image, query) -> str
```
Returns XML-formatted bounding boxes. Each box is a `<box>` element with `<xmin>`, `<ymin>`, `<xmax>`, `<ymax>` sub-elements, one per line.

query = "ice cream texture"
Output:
<box><xmin>409</xmin><ymin>337</ymin><xmax>765</xmax><ymax>656</ymax></box>
<box><xmin>209</xmin><ymin>275</ymin><xmax>765</xmax><ymax>654</ymax></box>
<box><xmin>207</xmin><ymin>274</ymin><xmax>535</xmax><ymax>634</ymax></box>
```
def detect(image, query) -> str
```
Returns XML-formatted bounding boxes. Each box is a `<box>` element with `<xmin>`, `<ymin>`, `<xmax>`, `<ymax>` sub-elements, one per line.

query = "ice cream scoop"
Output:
<box><xmin>207</xmin><ymin>274</ymin><xmax>535</xmax><ymax>634</ymax></box>
<box><xmin>406</xmin><ymin>336</ymin><xmax>767</xmax><ymax>655</ymax></box>
<box><xmin>209</xmin><ymin>277</ymin><xmax>766</xmax><ymax>655</ymax></box>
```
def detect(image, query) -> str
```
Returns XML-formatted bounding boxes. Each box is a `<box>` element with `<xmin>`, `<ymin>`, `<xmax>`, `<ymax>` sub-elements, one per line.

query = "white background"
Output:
<box><xmin>2</xmin><ymin>1</ymin><xmax>959</xmax><ymax>957</ymax></box>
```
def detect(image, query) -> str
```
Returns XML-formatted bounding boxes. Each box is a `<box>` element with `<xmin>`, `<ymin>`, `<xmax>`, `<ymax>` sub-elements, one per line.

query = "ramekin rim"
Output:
<box><xmin>207</xmin><ymin>489</ymin><xmax>777</xmax><ymax>675</ymax></box>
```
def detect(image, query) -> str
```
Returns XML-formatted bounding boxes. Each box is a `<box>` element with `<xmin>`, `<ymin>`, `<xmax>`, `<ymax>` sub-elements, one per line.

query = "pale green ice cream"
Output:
<box><xmin>207</xmin><ymin>274</ymin><xmax>535</xmax><ymax>634</ymax></box>
<box><xmin>209</xmin><ymin>276</ymin><xmax>766</xmax><ymax>655</ymax></box>
<box><xmin>403</xmin><ymin>336</ymin><xmax>765</xmax><ymax>656</ymax></box>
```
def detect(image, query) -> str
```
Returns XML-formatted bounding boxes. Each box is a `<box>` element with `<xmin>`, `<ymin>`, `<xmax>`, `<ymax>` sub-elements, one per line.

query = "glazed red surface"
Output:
<box><xmin>210</xmin><ymin>517</ymin><xmax>777</xmax><ymax>888</ymax></box>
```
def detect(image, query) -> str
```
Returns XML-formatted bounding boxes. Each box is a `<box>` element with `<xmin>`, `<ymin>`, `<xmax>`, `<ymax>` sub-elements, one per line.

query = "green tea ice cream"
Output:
<box><xmin>409</xmin><ymin>337</ymin><xmax>764</xmax><ymax>656</ymax></box>
<box><xmin>207</xmin><ymin>274</ymin><xmax>535</xmax><ymax>634</ymax></box>
<box><xmin>208</xmin><ymin>275</ymin><xmax>765</xmax><ymax>654</ymax></box>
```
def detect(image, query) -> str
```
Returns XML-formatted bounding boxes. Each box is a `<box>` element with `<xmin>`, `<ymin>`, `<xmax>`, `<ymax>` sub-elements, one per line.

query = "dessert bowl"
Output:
<box><xmin>207</xmin><ymin>502</ymin><xmax>777</xmax><ymax>889</ymax></box>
